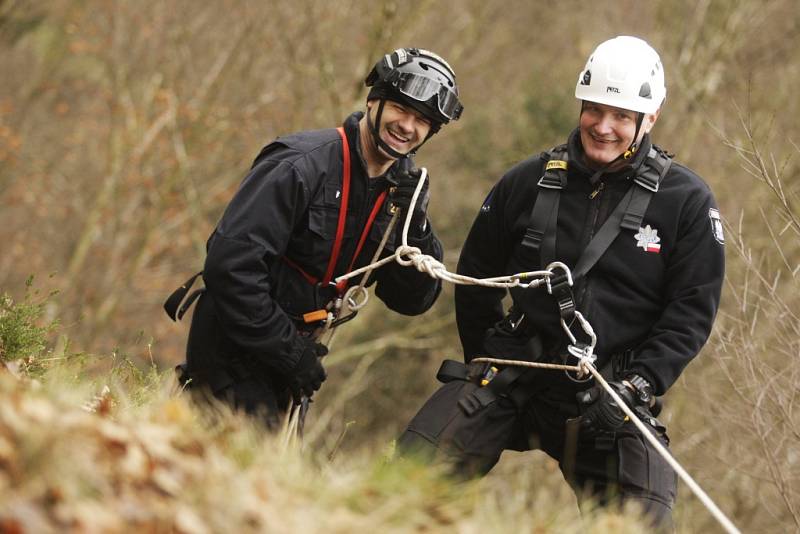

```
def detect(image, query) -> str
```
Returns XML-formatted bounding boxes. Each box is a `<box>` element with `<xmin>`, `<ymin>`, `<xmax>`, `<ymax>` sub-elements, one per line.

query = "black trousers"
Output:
<box><xmin>182</xmin><ymin>293</ymin><xmax>290</xmax><ymax>430</ymax></box>
<box><xmin>398</xmin><ymin>375</ymin><xmax>677</xmax><ymax>530</ymax></box>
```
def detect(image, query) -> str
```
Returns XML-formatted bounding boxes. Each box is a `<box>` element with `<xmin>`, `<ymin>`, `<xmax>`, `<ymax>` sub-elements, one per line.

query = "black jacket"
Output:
<box><xmin>455</xmin><ymin>129</ymin><xmax>724</xmax><ymax>395</ymax></box>
<box><xmin>200</xmin><ymin>112</ymin><xmax>443</xmax><ymax>370</ymax></box>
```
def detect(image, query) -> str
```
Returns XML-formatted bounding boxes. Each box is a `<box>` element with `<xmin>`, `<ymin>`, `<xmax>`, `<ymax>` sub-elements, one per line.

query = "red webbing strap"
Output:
<box><xmin>335</xmin><ymin>190</ymin><xmax>388</xmax><ymax>294</ymax></box>
<box><xmin>281</xmin><ymin>255</ymin><xmax>319</xmax><ymax>285</ymax></box>
<box><xmin>321</xmin><ymin>127</ymin><xmax>351</xmax><ymax>285</ymax></box>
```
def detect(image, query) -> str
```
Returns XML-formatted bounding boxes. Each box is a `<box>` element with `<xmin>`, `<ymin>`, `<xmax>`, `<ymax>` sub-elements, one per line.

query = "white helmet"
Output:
<box><xmin>575</xmin><ymin>36</ymin><xmax>666</xmax><ymax>114</ymax></box>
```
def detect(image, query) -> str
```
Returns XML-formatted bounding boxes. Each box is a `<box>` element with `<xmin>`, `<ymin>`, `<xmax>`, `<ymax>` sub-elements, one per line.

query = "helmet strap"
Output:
<box><xmin>366</xmin><ymin>98</ymin><xmax>433</xmax><ymax>158</ymax></box>
<box><xmin>623</xmin><ymin>113</ymin><xmax>646</xmax><ymax>159</ymax></box>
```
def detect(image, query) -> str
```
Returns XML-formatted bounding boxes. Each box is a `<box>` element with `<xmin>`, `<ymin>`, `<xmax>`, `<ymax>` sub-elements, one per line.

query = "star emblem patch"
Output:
<box><xmin>709</xmin><ymin>208</ymin><xmax>725</xmax><ymax>244</ymax></box>
<box><xmin>634</xmin><ymin>225</ymin><xmax>661</xmax><ymax>253</ymax></box>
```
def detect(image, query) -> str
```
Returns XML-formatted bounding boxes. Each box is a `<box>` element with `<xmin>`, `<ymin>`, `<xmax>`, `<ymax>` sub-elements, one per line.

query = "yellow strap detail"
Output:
<box><xmin>545</xmin><ymin>160</ymin><xmax>568</xmax><ymax>171</ymax></box>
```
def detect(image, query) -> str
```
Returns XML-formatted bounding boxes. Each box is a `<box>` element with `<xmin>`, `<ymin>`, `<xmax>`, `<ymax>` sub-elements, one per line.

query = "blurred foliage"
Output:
<box><xmin>0</xmin><ymin>360</ymin><xmax>656</xmax><ymax>532</ymax></box>
<box><xmin>0</xmin><ymin>275</ymin><xmax>58</xmax><ymax>367</ymax></box>
<box><xmin>1</xmin><ymin>0</ymin><xmax>800</xmax><ymax>531</ymax></box>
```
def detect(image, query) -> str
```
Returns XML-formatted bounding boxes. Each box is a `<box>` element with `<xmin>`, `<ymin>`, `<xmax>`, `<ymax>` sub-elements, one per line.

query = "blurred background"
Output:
<box><xmin>2</xmin><ymin>0</ymin><xmax>799</xmax><ymax>531</ymax></box>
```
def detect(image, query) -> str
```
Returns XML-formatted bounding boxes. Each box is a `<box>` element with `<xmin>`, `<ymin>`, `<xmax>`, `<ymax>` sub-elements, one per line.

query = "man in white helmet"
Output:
<box><xmin>399</xmin><ymin>36</ymin><xmax>724</xmax><ymax>529</ymax></box>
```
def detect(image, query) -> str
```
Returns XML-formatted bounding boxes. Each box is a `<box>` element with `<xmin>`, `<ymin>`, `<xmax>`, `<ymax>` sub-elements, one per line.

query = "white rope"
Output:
<box><xmin>333</xmin><ymin>168</ymin><xmax>596</xmax><ymax>356</ymax></box>
<box><xmin>280</xmin><ymin>400</ymin><xmax>303</xmax><ymax>452</ymax></box>
<box><xmin>335</xmin><ymin>168</ymin><xmax>556</xmax><ymax>291</ymax></box>
<box><xmin>470</xmin><ymin>357</ymin><xmax>741</xmax><ymax>534</ymax></box>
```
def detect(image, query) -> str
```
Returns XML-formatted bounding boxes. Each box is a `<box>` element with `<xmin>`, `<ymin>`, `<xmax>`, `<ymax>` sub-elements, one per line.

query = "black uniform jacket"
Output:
<box><xmin>455</xmin><ymin>129</ymin><xmax>724</xmax><ymax>395</ymax></box>
<box><xmin>202</xmin><ymin>112</ymin><xmax>443</xmax><ymax>371</ymax></box>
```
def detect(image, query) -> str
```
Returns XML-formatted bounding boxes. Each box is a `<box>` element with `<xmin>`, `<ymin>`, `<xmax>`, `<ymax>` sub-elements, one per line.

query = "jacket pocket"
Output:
<box><xmin>308</xmin><ymin>204</ymin><xmax>339</xmax><ymax>240</ymax></box>
<box><xmin>307</xmin><ymin>199</ymin><xmax>357</xmax><ymax>241</ymax></box>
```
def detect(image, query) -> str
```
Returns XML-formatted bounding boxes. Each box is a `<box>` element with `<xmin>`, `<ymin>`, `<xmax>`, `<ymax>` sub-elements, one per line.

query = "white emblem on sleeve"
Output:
<box><xmin>709</xmin><ymin>208</ymin><xmax>724</xmax><ymax>244</ymax></box>
<box><xmin>634</xmin><ymin>225</ymin><xmax>661</xmax><ymax>253</ymax></box>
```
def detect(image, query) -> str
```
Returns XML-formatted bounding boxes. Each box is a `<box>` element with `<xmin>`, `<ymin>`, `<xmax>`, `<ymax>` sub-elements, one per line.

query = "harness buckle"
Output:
<box><xmin>537</xmin><ymin>173</ymin><xmax>565</xmax><ymax>190</ymax></box>
<box><xmin>634</xmin><ymin>169</ymin><xmax>660</xmax><ymax>192</ymax></box>
<box><xmin>546</xmin><ymin>263</ymin><xmax>576</xmax><ymax>322</ymax></box>
<box><xmin>633</xmin><ymin>147</ymin><xmax>666</xmax><ymax>192</ymax></box>
<box><xmin>521</xmin><ymin>228</ymin><xmax>545</xmax><ymax>251</ymax></box>
<box><xmin>545</xmin><ymin>262</ymin><xmax>573</xmax><ymax>295</ymax></box>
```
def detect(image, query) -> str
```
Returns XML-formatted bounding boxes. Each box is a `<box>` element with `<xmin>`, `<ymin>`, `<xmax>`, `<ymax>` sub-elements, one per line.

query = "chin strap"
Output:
<box><xmin>366</xmin><ymin>99</ymin><xmax>438</xmax><ymax>158</ymax></box>
<box><xmin>623</xmin><ymin>112</ymin><xmax>646</xmax><ymax>159</ymax></box>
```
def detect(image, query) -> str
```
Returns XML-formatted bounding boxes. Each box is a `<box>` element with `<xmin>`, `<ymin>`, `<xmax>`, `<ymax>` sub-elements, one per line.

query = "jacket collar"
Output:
<box><xmin>567</xmin><ymin>127</ymin><xmax>653</xmax><ymax>184</ymax></box>
<box><xmin>344</xmin><ymin>111</ymin><xmax>409</xmax><ymax>182</ymax></box>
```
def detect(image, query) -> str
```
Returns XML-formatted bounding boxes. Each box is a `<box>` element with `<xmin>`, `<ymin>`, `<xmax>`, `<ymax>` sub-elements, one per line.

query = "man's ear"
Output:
<box><xmin>643</xmin><ymin>107</ymin><xmax>661</xmax><ymax>134</ymax></box>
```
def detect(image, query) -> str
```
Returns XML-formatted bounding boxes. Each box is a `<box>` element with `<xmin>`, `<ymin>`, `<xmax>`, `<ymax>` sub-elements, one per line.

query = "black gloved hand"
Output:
<box><xmin>577</xmin><ymin>381</ymin><xmax>636</xmax><ymax>435</ymax></box>
<box><xmin>482</xmin><ymin>322</ymin><xmax>543</xmax><ymax>363</ymax></box>
<box><xmin>388</xmin><ymin>166</ymin><xmax>429</xmax><ymax>235</ymax></box>
<box><xmin>286</xmin><ymin>337</ymin><xmax>328</xmax><ymax>403</ymax></box>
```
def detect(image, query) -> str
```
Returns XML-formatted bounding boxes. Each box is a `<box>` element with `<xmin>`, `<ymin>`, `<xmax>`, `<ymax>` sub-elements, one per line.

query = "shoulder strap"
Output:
<box><xmin>620</xmin><ymin>146</ymin><xmax>672</xmax><ymax>231</ymax></box>
<box><xmin>518</xmin><ymin>145</ymin><xmax>568</xmax><ymax>269</ymax></box>
<box><xmin>282</xmin><ymin>127</ymin><xmax>388</xmax><ymax>295</ymax></box>
<box><xmin>320</xmin><ymin>127</ymin><xmax>352</xmax><ymax>285</ymax></box>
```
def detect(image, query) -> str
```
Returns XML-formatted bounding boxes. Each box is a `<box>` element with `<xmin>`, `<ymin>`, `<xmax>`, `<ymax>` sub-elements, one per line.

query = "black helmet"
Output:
<box><xmin>366</xmin><ymin>48</ymin><xmax>463</xmax><ymax>125</ymax></box>
<box><xmin>364</xmin><ymin>48</ymin><xmax>463</xmax><ymax>157</ymax></box>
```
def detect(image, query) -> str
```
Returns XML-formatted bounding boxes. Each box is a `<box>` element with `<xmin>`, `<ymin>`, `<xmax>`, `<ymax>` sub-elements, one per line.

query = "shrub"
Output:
<box><xmin>0</xmin><ymin>275</ymin><xmax>58</xmax><ymax>371</ymax></box>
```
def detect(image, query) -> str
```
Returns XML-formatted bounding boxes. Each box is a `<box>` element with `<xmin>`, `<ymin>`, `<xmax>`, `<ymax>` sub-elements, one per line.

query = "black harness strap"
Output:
<box><xmin>520</xmin><ymin>145</ymin><xmax>672</xmax><ymax>282</ymax></box>
<box><xmin>457</xmin><ymin>365</ymin><xmax>527</xmax><ymax>416</ymax></box>
<box><xmin>622</xmin><ymin>146</ymin><xmax>672</xmax><ymax>230</ymax></box>
<box><xmin>570</xmin><ymin>148</ymin><xmax>672</xmax><ymax>280</ymax></box>
<box><xmin>571</xmin><ymin>187</ymin><xmax>637</xmax><ymax>280</ymax></box>
<box><xmin>164</xmin><ymin>271</ymin><xmax>204</xmax><ymax>321</ymax></box>
<box><xmin>436</xmin><ymin>359</ymin><xmax>469</xmax><ymax>383</ymax></box>
<box><xmin>518</xmin><ymin>145</ymin><xmax>568</xmax><ymax>269</ymax></box>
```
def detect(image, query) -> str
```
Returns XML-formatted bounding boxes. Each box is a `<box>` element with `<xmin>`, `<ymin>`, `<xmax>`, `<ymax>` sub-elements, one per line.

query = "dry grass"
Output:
<box><xmin>0</xmin><ymin>361</ymin><xmax>655</xmax><ymax>533</ymax></box>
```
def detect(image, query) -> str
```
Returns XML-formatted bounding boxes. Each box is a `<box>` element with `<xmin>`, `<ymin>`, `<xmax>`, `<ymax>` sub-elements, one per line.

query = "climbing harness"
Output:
<box><xmin>332</xmin><ymin>166</ymin><xmax>739</xmax><ymax>534</ymax></box>
<box><xmin>279</xmin><ymin>127</ymin><xmax>391</xmax><ymax>339</ymax></box>
<box><xmin>518</xmin><ymin>143</ymin><xmax>672</xmax><ymax>274</ymax></box>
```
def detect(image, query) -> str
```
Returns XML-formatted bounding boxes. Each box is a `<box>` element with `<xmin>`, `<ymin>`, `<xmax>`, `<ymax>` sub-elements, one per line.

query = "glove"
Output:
<box><xmin>577</xmin><ymin>381</ymin><xmax>637</xmax><ymax>435</ymax></box>
<box><xmin>482</xmin><ymin>322</ymin><xmax>543</xmax><ymax>363</ymax></box>
<box><xmin>388</xmin><ymin>166</ymin><xmax>429</xmax><ymax>234</ymax></box>
<box><xmin>285</xmin><ymin>337</ymin><xmax>328</xmax><ymax>403</ymax></box>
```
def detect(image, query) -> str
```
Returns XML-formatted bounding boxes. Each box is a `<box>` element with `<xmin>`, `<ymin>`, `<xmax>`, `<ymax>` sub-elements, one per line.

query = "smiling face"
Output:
<box><xmin>367</xmin><ymin>99</ymin><xmax>432</xmax><ymax>157</ymax></box>
<box><xmin>579</xmin><ymin>101</ymin><xmax>659</xmax><ymax>168</ymax></box>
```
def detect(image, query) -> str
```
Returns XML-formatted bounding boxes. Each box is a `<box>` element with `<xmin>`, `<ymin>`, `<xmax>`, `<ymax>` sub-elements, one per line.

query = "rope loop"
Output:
<box><xmin>344</xmin><ymin>285</ymin><xmax>369</xmax><ymax>311</ymax></box>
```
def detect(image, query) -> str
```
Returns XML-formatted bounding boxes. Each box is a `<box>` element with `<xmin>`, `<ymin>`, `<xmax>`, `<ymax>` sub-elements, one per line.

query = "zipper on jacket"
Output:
<box><xmin>589</xmin><ymin>182</ymin><xmax>605</xmax><ymax>199</ymax></box>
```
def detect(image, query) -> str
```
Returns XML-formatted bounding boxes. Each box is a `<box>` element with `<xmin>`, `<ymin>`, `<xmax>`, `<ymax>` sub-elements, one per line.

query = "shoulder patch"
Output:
<box><xmin>480</xmin><ymin>187</ymin><xmax>495</xmax><ymax>213</ymax></box>
<box><xmin>709</xmin><ymin>208</ymin><xmax>724</xmax><ymax>244</ymax></box>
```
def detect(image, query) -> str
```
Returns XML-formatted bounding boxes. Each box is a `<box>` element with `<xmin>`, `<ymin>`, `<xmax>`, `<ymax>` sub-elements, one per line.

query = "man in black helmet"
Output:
<box><xmin>167</xmin><ymin>48</ymin><xmax>463</xmax><ymax>429</ymax></box>
<box><xmin>398</xmin><ymin>36</ymin><xmax>724</xmax><ymax>530</ymax></box>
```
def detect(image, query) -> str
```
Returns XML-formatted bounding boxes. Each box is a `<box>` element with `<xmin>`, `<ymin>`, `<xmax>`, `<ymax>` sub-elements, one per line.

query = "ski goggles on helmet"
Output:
<box><xmin>394</xmin><ymin>72</ymin><xmax>463</xmax><ymax>121</ymax></box>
